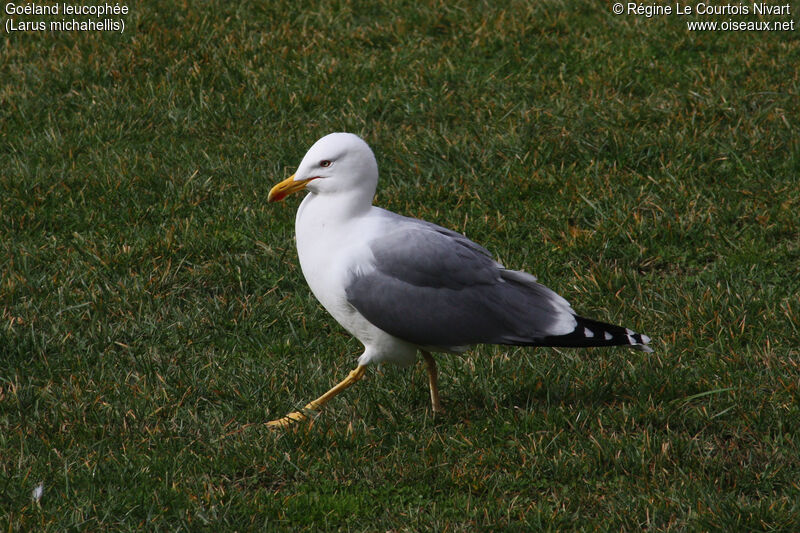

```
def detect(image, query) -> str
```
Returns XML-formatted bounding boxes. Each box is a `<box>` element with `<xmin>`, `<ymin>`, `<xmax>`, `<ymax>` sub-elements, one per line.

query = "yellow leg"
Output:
<box><xmin>267</xmin><ymin>365</ymin><xmax>367</xmax><ymax>428</ymax></box>
<box><xmin>421</xmin><ymin>351</ymin><xmax>444</xmax><ymax>414</ymax></box>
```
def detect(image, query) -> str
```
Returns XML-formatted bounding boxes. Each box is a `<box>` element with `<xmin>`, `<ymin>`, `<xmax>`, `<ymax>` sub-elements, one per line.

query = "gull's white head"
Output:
<box><xmin>268</xmin><ymin>133</ymin><xmax>378</xmax><ymax>203</ymax></box>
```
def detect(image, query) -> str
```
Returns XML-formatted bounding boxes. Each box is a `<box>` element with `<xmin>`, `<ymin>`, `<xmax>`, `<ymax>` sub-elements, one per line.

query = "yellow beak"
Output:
<box><xmin>268</xmin><ymin>174</ymin><xmax>315</xmax><ymax>202</ymax></box>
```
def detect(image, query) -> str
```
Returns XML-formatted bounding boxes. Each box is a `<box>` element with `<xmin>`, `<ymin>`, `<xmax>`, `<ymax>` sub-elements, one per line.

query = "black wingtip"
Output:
<box><xmin>536</xmin><ymin>316</ymin><xmax>653</xmax><ymax>351</ymax></box>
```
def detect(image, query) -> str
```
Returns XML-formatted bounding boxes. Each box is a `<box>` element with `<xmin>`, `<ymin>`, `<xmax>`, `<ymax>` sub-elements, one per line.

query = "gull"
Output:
<box><xmin>266</xmin><ymin>133</ymin><xmax>652</xmax><ymax>427</ymax></box>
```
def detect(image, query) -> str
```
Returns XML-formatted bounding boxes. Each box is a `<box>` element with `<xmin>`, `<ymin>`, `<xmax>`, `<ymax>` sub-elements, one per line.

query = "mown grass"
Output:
<box><xmin>2</xmin><ymin>0</ymin><xmax>799</xmax><ymax>530</ymax></box>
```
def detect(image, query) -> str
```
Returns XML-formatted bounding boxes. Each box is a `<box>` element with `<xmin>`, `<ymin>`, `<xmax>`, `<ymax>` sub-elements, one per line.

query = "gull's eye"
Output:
<box><xmin>320</xmin><ymin>160</ymin><xmax>332</xmax><ymax>168</ymax></box>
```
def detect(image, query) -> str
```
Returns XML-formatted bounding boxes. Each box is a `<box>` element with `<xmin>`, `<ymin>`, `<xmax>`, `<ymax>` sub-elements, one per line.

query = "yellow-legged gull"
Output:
<box><xmin>267</xmin><ymin>133</ymin><xmax>651</xmax><ymax>427</ymax></box>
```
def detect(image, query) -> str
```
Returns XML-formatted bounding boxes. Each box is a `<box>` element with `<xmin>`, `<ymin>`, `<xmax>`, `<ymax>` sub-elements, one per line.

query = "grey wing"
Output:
<box><xmin>344</xmin><ymin>216</ymin><xmax>577</xmax><ymax>350</ymax></box>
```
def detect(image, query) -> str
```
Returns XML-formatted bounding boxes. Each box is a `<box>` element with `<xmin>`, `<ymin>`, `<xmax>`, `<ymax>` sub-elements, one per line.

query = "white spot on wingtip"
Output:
<box><xmin>584</xmin><ymin>327</ymin><xmax>594</xmax><ymax>338</ymax></box>
<box><xmin>640</xmin><ymin>334</ymin><xmax>651</xmax><ymax>344</ymax></box>
<box><xmin>604</xmin><ymin>331</ymin><xmax>613</xmax><ymax>341</ymax></box>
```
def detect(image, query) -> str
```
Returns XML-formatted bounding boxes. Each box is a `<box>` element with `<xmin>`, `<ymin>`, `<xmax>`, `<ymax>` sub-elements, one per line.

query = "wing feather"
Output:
<box><xmin>345</xmin><ymin>216</ymin><xmax>576</xmax><ymax>349</ymax></box>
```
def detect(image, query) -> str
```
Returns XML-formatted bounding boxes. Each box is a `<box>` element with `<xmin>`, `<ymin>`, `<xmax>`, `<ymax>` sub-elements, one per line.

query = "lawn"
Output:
<box><xmin>2</xmin><ymin>0</ymin><xmax>799</xmax><ymax>530</ymax></box>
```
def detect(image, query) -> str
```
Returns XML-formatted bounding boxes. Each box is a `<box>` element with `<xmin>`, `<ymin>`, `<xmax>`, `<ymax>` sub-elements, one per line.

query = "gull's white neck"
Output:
<box><xmin>294</xmin><ymin>189</ymin><xmax>376</xmax><ymax>279</ymax></box>
<box><xmin>293</xmin><ymin>189</ymin><xmax>377</xmax><ymax>334</ymax></box>
<box><xmin>296</xmin><ymin>188</ymin><xmax>374</xmax><ymax>231</ymax></box>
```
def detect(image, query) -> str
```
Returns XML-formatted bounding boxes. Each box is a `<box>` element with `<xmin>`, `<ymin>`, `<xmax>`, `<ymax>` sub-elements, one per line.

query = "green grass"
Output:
<box><xmin>2</xmin><ymin>0</ymin><xmax>799</xmax><ymax>530</ymax></box>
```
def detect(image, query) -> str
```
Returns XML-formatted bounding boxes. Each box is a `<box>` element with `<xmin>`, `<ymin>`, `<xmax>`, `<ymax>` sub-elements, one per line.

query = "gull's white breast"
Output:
<box><xmin>294</xmin><ymin>193</ymin><xmax>419</xmax><ymax>366</ymax></box>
